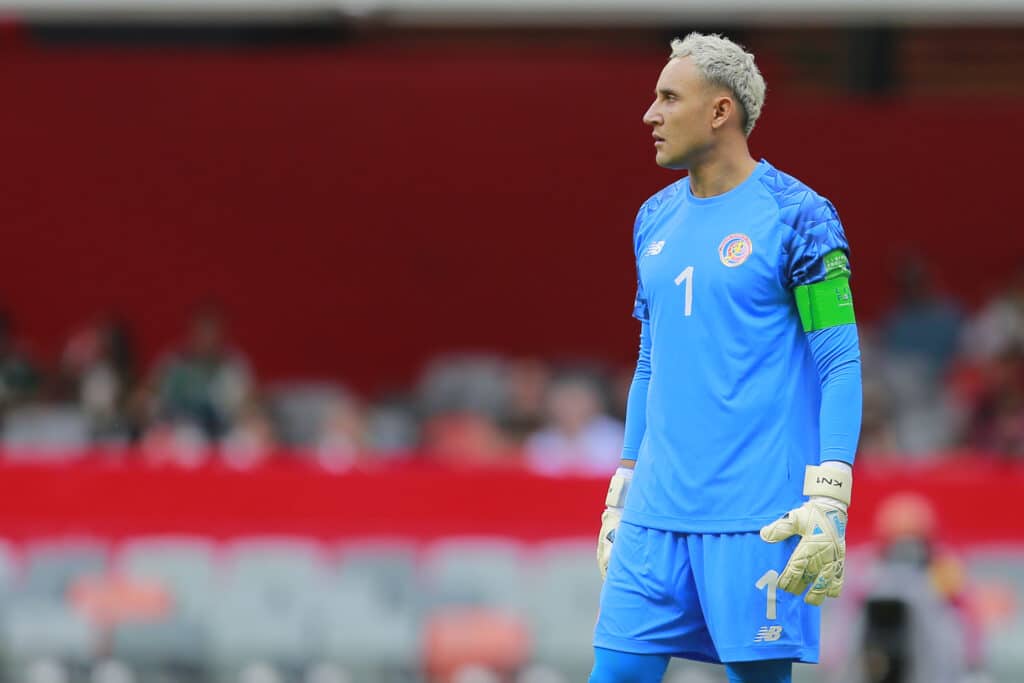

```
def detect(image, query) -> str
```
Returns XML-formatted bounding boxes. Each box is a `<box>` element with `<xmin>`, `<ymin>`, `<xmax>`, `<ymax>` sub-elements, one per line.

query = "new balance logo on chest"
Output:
<box><xmin>645</xmin><ymin>240</ymin><xmax>666</xmax><ymax>256</ymax></box>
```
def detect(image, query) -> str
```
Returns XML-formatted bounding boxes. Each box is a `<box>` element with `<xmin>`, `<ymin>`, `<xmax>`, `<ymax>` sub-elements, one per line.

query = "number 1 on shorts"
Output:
<box><xmin>756</xmin><ymin>570</ymin><xmax>780</xmax><ymax>620</ymax></box>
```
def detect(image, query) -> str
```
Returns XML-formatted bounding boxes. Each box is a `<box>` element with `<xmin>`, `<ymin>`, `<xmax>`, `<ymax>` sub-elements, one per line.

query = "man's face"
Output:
<box><xmin>642</xmin><ymin>57</ymin><xmax>721</xmax><ymax>170</ymax></box>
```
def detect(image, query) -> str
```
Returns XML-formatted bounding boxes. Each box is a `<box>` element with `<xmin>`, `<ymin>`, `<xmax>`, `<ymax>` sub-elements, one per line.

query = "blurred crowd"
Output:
<box><xmin>0</xmin><ymin>263</ymin><xmax>1022</xmax><ymax>471</ymax></box>
<box><xmin>860</xmin><ymin>263</ymin><xmax>1024</xmax><ymax>458</ymax></box>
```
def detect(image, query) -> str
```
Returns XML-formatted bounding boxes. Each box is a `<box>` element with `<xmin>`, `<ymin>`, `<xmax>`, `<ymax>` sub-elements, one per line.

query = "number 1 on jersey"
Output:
<box><xmin>674</xmin><ymin>266</ymin><xmax>694</xmax><ymax>317</ymax></box>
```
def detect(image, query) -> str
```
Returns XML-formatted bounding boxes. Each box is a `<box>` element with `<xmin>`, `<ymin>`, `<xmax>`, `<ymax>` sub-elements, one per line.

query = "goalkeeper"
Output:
<box><xmin>591</xmin><ymin>33</ymin><xmax>862</xmax><ymax>683</ymax></box>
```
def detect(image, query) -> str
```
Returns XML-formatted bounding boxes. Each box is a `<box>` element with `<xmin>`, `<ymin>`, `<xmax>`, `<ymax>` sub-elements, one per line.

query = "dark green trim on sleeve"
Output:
<box><xmin>794</xmin><ymin>250</ymin><xmax>856</xmax><ymax>332</ymax></box>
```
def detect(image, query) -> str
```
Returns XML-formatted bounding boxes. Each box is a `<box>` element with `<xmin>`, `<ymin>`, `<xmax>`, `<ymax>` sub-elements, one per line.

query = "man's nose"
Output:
<box><xmin>643</xmin><ymin>104</ymin><xmax>660</xmax><ymax>127</ymax></box>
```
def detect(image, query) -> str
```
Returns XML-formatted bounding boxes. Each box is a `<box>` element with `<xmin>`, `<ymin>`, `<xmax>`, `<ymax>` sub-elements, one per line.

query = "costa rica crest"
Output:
<box><xmin>719</xmin><ymin>233</ymin><xmax>753</xmax><ymax>267</ymax></box>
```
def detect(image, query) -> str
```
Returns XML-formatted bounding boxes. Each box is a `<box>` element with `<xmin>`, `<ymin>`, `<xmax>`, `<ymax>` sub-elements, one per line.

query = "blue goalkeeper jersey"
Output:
<box><xmin>621</xmin><ymin>160</ymin><xmax>854</xmax><ymax>533</ymax></box>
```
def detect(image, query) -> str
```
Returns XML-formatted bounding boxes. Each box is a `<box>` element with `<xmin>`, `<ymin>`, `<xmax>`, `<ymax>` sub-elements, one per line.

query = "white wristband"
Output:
<box><xmin>605</xmin><ymin>467</ymin><xmax>633</xmax><ymax>508</ymax></box>
<box><xmin>803</xmin><ymin>463</ymin><xmax>852</xmax><ymax>506</ymax></box>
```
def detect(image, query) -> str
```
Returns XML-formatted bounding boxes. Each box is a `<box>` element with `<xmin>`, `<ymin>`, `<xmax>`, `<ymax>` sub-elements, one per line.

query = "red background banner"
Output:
<box><xmin>0</xmin><ymin>455</ymin><xmax>1016</xmax><ymax>546</ymax></box>
<box><xmin>1</xmin><ymin>47</ymin><xmax>1020</xmax><ymax>390</ymax></box>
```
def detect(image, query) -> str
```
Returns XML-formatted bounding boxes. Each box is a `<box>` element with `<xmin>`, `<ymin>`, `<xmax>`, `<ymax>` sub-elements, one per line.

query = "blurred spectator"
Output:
<box><xmin>314</xmin><ymin>395</ymin><xmax>369</xmax><ymax>471</ymax></box>
<box><xmin>860</xmin><ymin>326</ymin><xmax>961</xmax><ymax>456</ymax></box>
<box><xmin>0</xmin><ymin>309</ymin><xmax>41</xmax><ymax>413</ymax></box>
<box><xmin>140</xmin><ymin>419</ymin><xmax>209</xmax><ymax>468</ymax></box>
<box><xmin>610</xmin><ymin>366</ymin><xmax>635</xmax><ymax>423</ymax></box>
<box><xmin>880</xmin><ymin>256</ymin><xmax>964</xmax><ymax>380</ymax></box>
<box><xmin>59</xmin><ymin>317</ymin><xmax>135</xmax><ymax>441</ymax></box>
<box><xmin>963</xmin><ymin>344</ymin><xmax>1024</xmax><ymax>456</ymax></box>
<box><xmin>500</xmin><ymin>358</ymin><xmax>550</xmax><ymax>445</ymax></box>
<box><xmin>962</xmin><ymin>266</ymin><xmax>1024</xmax><ymax>361</ymax></box>
<box><xmin>364</xmin><ymin>397</ymin><xmax>419</xmax><ymax>452</ymax></box>
<box><xmin>839</xmin><ymin>493</ymin><xmax>979</xmax><ymax>683</ymax></box>
<box><xmin>524</xmin><ymin>374</ymin><xmax>623</xmax><ymax>476</ymax></box>
<box><xmin>423</xmin><ymin>412</ymin><xmax>510</xmax><ymax>467</ymax></box>
<box><xmin>418</xmin><ymin>354</ymin><xmax>507</xmax><ymax>419</ymax></box>
<box><xmin>150</xmin><ymin>305</ymin><xmax>252</xmax><ymax>441</ymax></box>
<box><xmin>221</xmin><ymin>400</ymin><xmax>277</xmax><ymax>469</ymax></box>
<box><xmin>859</xmin><ymin>374</ymin><xmax>899</xmax><ymax>455</ymax></box>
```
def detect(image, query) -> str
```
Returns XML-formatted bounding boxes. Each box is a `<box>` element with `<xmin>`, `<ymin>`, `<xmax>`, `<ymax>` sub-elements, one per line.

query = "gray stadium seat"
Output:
<box><xmin>525</xmin><ymin>540</ymin><xmax>601</xmax><ymax>681</ymax></box>
<box><xmin>317</xmin><ymin>582</ymin><xmax>419</xmax><ymax>683</ymax></box>
<box><xmin>986</xmin><ymin>616</ymin><xmax>1024</xmax><ymax>683</ymax></box>
<box><xmin>23</xmin><ymin>538</ymin><xmax>108</xmax><ymax>599</ymax></box>
<box><xmin>220</xmin><ymin>537</ymin><xmax>328</xmax><ymax>626</ymax></box>
<box><xmin>422</xmin><ymin>537</ymin><xmax>526</xmax><ymax>611</ymax></box>
<box><xmin>2</xmin><ymin>405</ymin><xmax>91</xmax><ymax>457</ymax></box>
<box><xmin>224</xmin><ymin>537</ymin><xmax>325</xmax><ymax>590</ymax></box>
<box><xmin>208</xmin><ymin>600</ymin><xmax>314</xmax><ymax>676</ymax></box>
<box><xmin>0</xmin><ymin>539</ymin><xmax>18</xmax><ymax>602</ymax></box>
<box><xmin>209</xmin><ymin>537</ymin><xmax>330</xmax><ymax>679</ymax></box>
<box><xmin>967</xmin><ymin>546</ymin><xmax>1024</xmax><ymax>591</ymax></box>
<box><xmin>110</xmin><ymin>618</ymin><xmax>209</xmax><ymax>679</ymax></box>
<box><xmin>0</xmin><ymin>597</ymin><xmax>99</xmax><ymax>663</ymax></box>
<box><xmin>265</xmin><ymin>382</ymin><xmax>348</xmax><ymax>448</ymax></box>
<box><xmin>336</xmin><ymin>538</ymin><xmax>419</xmax><ymax>612</ymax></box>
<box><xmin>116</xmin><ymin>535</ymin><xmax>216</xmax><ymax>621</ymax></box>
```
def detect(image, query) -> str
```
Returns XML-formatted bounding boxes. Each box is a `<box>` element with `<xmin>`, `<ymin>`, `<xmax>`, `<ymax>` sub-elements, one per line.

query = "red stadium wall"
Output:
<box><xmin>0</xmin><ymin>456</ymin><xmax>1017</xmax><ymax>546</ymax></box>
<box><xmin>1</xmin><ymin>46</ymin><xmax>1020</xmax><ymax>391</ymax></box>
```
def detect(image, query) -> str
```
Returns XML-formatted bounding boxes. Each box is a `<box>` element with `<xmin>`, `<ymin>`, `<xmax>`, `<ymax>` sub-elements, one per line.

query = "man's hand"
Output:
<box><xmin>597</xmin><ymin>467</ymin><xmax>632</xmax><ymax>580</ymax></box>
<box><xmin>760</xmin><ymin>464</ymin><xmax>851</xmax><ymax>605</ymax></box>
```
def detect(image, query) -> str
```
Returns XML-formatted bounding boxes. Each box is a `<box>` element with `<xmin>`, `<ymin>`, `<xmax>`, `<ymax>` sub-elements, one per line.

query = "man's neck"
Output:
<box><xmin>687</xmin><ymin>150</ymin><xmax>758</xmax><ymax>199</ymax></box>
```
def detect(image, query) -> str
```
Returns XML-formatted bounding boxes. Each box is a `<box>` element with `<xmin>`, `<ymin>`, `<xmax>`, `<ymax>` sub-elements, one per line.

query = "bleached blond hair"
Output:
<box><xmin>670</xmin><ymin>32</ymin><xmax>767</xmax><ymax>137</ymax></box>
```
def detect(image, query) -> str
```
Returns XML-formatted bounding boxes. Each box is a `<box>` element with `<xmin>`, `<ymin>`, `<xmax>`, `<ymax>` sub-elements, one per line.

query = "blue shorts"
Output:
<box><xmin>593</xmin><ymin>521</ymin><xmax>820</xmax><ymax>664</ymax></box>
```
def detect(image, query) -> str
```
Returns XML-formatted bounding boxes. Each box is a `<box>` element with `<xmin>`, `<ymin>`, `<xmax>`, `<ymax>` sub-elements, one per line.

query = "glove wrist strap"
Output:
<box><xmin>803</xmin><ymin>464</ymin><xmax>852</xmax><ymax>506</ymax></box>
<box><xmin>605</xmin><ymin>467</ymin><xmax>633</xmax><ymax>508</ymax></box>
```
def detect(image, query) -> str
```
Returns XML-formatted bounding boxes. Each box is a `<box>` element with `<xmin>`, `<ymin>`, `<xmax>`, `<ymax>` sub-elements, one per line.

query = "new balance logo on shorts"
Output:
<box><xmin>754</xmin><ymin>625</ymin><xmax>783</xmax><ymax>642</ymax></box>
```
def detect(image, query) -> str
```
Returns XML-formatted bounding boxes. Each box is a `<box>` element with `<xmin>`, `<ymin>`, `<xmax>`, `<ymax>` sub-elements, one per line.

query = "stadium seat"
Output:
<box><xmin>208</xmin><ymin>600</ymin><xmax>313</xmax><ymax>679</ymax></box>
<box><xmin>516</xmin><ymin>663</ymin><xmax>569</xmax><ymax>683</ymax></box>
<box><xmin>2</xmin><ymin>405</ymin><xmax>91</xmax><ymax>458</ymax></box>
<box><xmin>304</xmin><ymin>661</ymin><xmax>353</xmax><ymax>683</ymax></box>
<box><xmin>319</xmin><ymin>539</ymin><xmax>423</xmax><ymax>680</ymax></box>
<box><xmin>116</xmin><ymin>535</ymin><xmax>216</xmax><ymax>620</ymax></box>
<box><xmin>265</xmin><ymin>382</ymin><xmax>349</xmax><ymax>449</ymax></box>
<box><xmin>317</xmin><ymin>582</ymin><xmax>419</xmax><ymax>683</ymax></box>
<box><xmin>986</xmin><ymin>616</ymin><xmax>1024</xmax><ymax>683</ymax></box>
<box><xmin>90</xmin><ymin>658</ymin><xmax>136</xmax><ymax>683</ymax></box>
<box><xmin>0</xmin><ymin>539</ymin><xmax>17</xmax><ymax>603</ymax></box>
<box><xmin>209</xmin><ymin>537</ymin><xmax>329</xmax><ymax>679</ymax></box>
<box><xmin>220</xmin><ymin>537</ymin><xmax>328</xmax><ymax>625</ymax></box>
<box><xmin>224</xmin><ymin>537</ymin><xmax>325</xmax><ymax>587</ymax></box>
<box><xmin>336</xmin><ymin>538</ymin><xmax>419</xmax><ymax>612</ymax></box>
<box><xmin>109</xmin><ymin>618</ymin><xmax>208</xmax><ymax>681</ymax></box>
<box><xmin>22</xmin><ymin>658</ymin><xmax>73</xmax><ymax>683</ymax></box>
<box><xmin>966</xmin><ymin>546</ymin><xmax>1024</xmax><ymax>593</ymax></box>
<box><xmin>422</xmin><ymin>537</ymin><xmax>526</xmax><ymax>611</ymax></box>
<box><xmin>525</xmin><ymin>540</ymin><xmax>601</xmax><ymax>681</ymax></box>
<box><xmin>22</xmin><ymin>538</ymin><xmax>109</xmax><ymax>600</ymax></box>
<box><xmin>0</xmin><ymin>597</ymin><xmax>99</xmax><ymax>672</ymax></box>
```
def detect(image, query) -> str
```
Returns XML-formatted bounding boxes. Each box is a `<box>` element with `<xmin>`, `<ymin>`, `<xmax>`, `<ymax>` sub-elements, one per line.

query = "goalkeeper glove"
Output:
<box><xmin>760</xmin><ymin>463</ymin><xmax>851</xmax><ymax>606</ymax></box>
<box><xmin>596</xmin><ymin>466</ymin><xmax>632</xmax><ymax>580</ymax></box>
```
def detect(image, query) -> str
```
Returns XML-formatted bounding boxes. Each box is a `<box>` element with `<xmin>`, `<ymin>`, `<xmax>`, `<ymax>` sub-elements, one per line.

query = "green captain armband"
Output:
<box><xmin>793</xmin><ymin>250</ymin><xmax>856</xmax><ymax>332</ymax></box>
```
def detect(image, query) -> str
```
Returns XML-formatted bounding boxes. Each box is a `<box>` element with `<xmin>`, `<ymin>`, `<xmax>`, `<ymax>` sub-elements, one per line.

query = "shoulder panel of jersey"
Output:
<box><xmin>758</xmin><ymin>166</ymin><xmax>850</xmax><ymax>290</ymax></box>
<box><xmin>633</xmin><ymin>178</ymin><xmax>687</xmax><ymax>259</ymax></box>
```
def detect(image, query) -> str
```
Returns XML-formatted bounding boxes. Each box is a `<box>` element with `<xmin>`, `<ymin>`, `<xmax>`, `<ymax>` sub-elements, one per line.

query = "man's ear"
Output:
<box><xmin>710</xmin><ymin>95</ymin><xmax>734</xmax><ymax>131</ymax></box>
